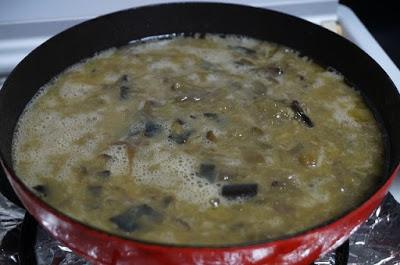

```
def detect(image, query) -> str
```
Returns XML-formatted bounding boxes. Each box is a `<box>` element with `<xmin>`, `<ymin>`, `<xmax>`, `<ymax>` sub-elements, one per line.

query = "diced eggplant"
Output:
<box><xmin>119</xmin><ymin>85</ymin><xmax>130</xmax><ymax>100</ymax></box>
<box><xmin>33</xmin><ymin>185</ymin><xmax>48</xmax><ymax>197</ymax></box>
<box><xmin>221</xmin><ymin>184</ymin><xmax>258</xmax><ymax>200</ymax></box>
<box><xmin>110</xmin><ymin>210</ymin><xmax>139</xmax><ymax>232</ymax></box>
<box><xmin>290</xmin><ymin>100</ymin><xmax>314</xmax><ymax>128</ymax></box>
<box><xmin>206</xmin><ymin>130</ymin><xmax>217</xmax><ymax>142</ymax></box>
<box><xmin>120</xmin><ymin>74</ymin><xmax>128</xmax><ymax>82</ymax></box>
<box><xmin>116</xmin><ymin>74</ymin><xmax>135</xmax><ymax>100</ymax></box>
<box><xmin>168</xmin><ymin>130</ymin><xmax>192</xmax><ymax>144</ymax></box>
<box><xmin>250</xmin><ymin>126</ymin><xmax>263</xmax><ymax>136</ymax></box>
<box><xmin>144</xmin><ymin>121</ymin><xmax>162</xmax><ymax>137</ymax></box>
<box><xmin>199</xmin><ymin>163</ymin><xmax>217</xmax><ymax>182</ymax></box>
<box><xmin>203</xmin><ymin>112</ymin><xmax>218</xmax><ymax>120</ymax></box>
<box><xmin>110</xmin><ymin>204</ymin><xmax>162</xmax><ymax>232</ymax></box>
<box><xmin>96</xmin><ymin>170</ymin><xmax>111</xmax><ymax>178</ymax></box>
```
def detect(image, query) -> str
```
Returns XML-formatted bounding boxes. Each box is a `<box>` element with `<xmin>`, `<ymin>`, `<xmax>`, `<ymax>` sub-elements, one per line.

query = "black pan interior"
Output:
<box><xmin>0</xmin><ymin>2</ymin><xmax>399</xmax><ymax>208</ymax></box>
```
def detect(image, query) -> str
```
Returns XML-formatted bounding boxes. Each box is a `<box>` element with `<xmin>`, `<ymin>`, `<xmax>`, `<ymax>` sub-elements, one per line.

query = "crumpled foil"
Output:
<box><xmin>1</xmin><ymin>192</ymin><xmax>399</xmax><ymax>265</ymax></box>
<box><xmin>0</xmin><ymin>193</ymin><xmax>25</xmax><ymax>265</ymax></box>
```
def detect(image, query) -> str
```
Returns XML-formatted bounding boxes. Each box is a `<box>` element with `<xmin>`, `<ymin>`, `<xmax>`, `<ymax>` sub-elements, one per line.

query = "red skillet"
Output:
<box><xmin>0</xmin><ymin>3</ymin><xmax>399</xmax><ymax>264</ymax></box>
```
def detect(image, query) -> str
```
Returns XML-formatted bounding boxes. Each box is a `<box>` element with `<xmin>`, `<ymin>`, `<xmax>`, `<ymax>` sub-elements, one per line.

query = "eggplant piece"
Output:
<box><xmin>221</xmin><ymin>184</ymin><xmax>258</xmax><ymax>200</ymax></box>
<box><xmin>203</xmin><ymin>112</ymin><xmax>219</xmax><ymax>121</ymax></box>
<box><xmin>119</xmin><ymin>85</ymin><xmax>130</xmax><ymax>100</ymax></box>
<box><xmin>199</xmin><ymin>163</ymin><xmax>217</xmax><ymax>182</ymax></box>
<box><xmin>33</xmin><ymin>185</ymin><xmax>48</xmax><ymax>197</ymax></box>
<box><xmin>206</xmin><ymin>130</ymin><xmax>217</xmax><ymax>142</ymax></box>
<box><xmin>96</xmin><ymin>170</ymin><xmax>111</xmax><ymax>178</ymax></box>
<box><xmin>120</xmin><ymin>74</ymin><xmax>128</xmax><ymax>82</ymax></box>
<box><xmin>144</xmin><ymin>121</ymin><xmax>162</xmax><ymax>137</ymax></box>
<box><xmin>290</xmin><ymin>100</ymin><xmax>314</xmax><ymax>128</ymax></box>
<box><xmin>110</xmin><ymin>204</ymin><xmax>162</xmax><ymax>232</ymax></box>
<box><xmin>168</xmin><ymin>130</ymin><xmax>192</xmax><ymax>144</ymax></box>
<box><xmin>115</xmin><ymin>74</ymin><xmax>132</xmax><ymax>100</ymax></box>
<box><xmin>250</xmin><ymin>126</ymin><xmax>264</xmax><ymax>136</ymax></box>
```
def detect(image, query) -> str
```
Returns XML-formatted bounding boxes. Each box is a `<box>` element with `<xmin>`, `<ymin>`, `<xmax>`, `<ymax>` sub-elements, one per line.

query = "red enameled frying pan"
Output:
<box><xmin>0</xmin><ymin>3</ymin><xmax>399</xmax><ymax>264</ymax></box>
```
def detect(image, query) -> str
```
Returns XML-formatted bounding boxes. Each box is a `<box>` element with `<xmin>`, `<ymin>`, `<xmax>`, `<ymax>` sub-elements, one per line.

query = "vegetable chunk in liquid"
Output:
<box><xmin>12</xmin><ymin>35</ymin><xmax>384</xmax><ymax>245</ymax></box>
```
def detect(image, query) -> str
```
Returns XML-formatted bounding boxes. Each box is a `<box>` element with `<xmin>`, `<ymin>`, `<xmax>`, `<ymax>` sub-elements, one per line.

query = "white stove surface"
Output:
<box><xmin>0</xmin><ymin>0</ymin><xmax>399</xmax><ymax>201</ymax></box>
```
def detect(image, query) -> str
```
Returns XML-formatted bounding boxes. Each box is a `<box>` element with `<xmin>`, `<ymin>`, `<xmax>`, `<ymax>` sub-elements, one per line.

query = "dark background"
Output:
<box><xmin>340</xmin><ymin>0</ymin><xmax>400</xmax><ymax>68</ymax></box>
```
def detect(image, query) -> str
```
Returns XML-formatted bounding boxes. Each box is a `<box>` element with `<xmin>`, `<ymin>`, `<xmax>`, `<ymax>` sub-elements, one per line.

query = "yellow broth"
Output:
<box><xmin>12</xmin><ymin>35</ymin><xmax>384</xmax><ymax>245</ymax></box>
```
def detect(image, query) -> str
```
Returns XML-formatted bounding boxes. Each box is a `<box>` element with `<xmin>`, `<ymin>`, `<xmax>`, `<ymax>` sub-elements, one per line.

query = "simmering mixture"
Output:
<box><xmin>12</xmin><ymin>35</ymin><xmax>384</xmax><ymax>245</ymax></box>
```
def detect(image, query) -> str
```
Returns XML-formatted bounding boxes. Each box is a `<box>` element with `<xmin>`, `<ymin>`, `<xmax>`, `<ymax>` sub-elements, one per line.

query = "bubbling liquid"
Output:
<box><xmin>12</xmin><ymin>34</ymin><xmax>384</xmax><ymax>245</ymax></box>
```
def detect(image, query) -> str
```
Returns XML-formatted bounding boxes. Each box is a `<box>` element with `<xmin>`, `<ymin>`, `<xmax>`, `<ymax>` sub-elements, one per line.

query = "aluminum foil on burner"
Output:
<box><xmin>0</xmin><ymin>193</ymin><xmax>25</xmax><ymax>265</ymax></box>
